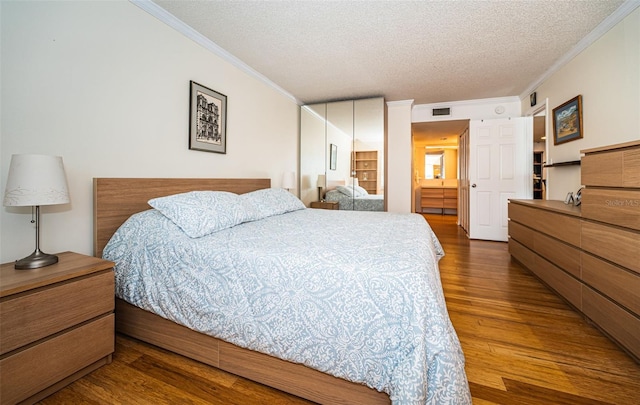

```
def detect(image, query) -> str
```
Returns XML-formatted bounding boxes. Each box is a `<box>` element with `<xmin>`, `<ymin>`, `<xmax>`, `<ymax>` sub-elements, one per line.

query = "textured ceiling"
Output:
<box><xmin>152</xmin><ymin>0</ymin><xmax>625</xmax><ymax>106</ymax></box>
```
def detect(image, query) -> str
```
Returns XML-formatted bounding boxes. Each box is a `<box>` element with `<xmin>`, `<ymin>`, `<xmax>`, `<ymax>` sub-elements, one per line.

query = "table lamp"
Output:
<box><xmin>281</xmin><ymin>171</ymin><xmax>295</xmax><ymax>192</ymax></box>
<box><xmin>3</xmin><ymin>154</ymin><xmax>70</xmax><ymax>269</ymax></box>
<box><xmin>317</xmin><ymin>174</ymin><xmax>326</xmax><ymax>201</ymax></box>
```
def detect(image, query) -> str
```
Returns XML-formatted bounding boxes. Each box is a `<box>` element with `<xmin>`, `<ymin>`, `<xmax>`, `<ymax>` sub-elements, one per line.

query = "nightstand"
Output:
<box><xmin>310</xmin><ymin>201</ymin><xmax>339</xmax><ymax>210</ymax></box>
<box><xmin>0</xmin><ymin>251</ymin><xmax>115</xmax><ymax>404</ymax></box>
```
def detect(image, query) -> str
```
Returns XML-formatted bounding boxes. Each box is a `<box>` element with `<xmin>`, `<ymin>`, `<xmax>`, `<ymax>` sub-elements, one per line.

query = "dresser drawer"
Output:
<box><xmin>533</xmin><ymin>256</ymin><xmax>582</xmax><ymax>310</ymax></box>
<box><xmin>509</xmin><ymin>221</ymin><xmax>534</xmax><ymax>249</ymax></box>
<box><xmin>509</xmin><ymin>203</ymin><xmax>581</xmax><ymax>246</ymax></box>
<box><xmin>508</xmin><ymin>202</ymin><xmax>536</xmax><ymax>228</ymax></box>
<box><xmin>508</xmin><ymin>239</ymin><xmax>536</xmax><ymax>271</ymax></box>
<box><xmin>443</xmin><ymin>198</ymin><xmax>458</xmax><ymax>209</ymax></box>
<box><xmin>0</xmin><ymin>270</ymin><xmax>114</xmax><ymax>355</ymax></box>
<box><xmin>534</xmin><ymin>232</ymin><xmax>581</xmax><ymax>278</ymax></box>
<box><xmin>443</xmin><ymin>188</ymin><xmax>458</xmax><ymax>199</ymax></box>
<box><xmin>421</xmin><ymin>188</ymin><xmax>443</xmax><ymax>198</ymax></box>
<box><xmin>421</xmin><ymin>198</ymin><xmax>444</xmax><ymax>208</ymax></box>
<box><xmin>582</xmin><ymin>287</ymin><xmax>640</xmax><ymax>360</ymax></box>
<box><xmin>0</xmin><ymin>314</ymin><xmax>114</xmax><ymax>405</ymax></box>
<box><xmin>581</xmin><ymin>151</ymin><xmax>624</xmax><ymax>187</ymax></box>
<box><xmin>581</xmin><ymin>221</ymin><xmax>640</xmax><ymax>274</ymax></box>
<box><xmin>581</xmin><ymin>147</ymin><xmax>640</xmax><ymax>187</ymax></box>
<box><xmin>534</xmin><ymin>210</ymin><xmax>581</xmax><ymax>247</ymax></box>
<box><xmin>581</xmin><ymin>188</ymin><xmax>640</xmax><ymax>231</ymax></box>
<box><xmin>582</xmin><ymin>253</ymin><xmax>640</xmax><ymax>316</ymax></box>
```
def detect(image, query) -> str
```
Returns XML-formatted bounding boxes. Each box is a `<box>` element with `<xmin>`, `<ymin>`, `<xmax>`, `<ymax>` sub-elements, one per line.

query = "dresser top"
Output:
<box><xmin>581</xmin><ymin>140</ymin><xmax>640</xmax><ymax>155</ymax></box>
<box><xmin>509</xmin><ymin>199</ymin><xmax>582</xmax><ymax>217</ymax></box>
<box><xmin>0</xmin><ymin>251</ymin><xmax>114</xmax><ymax>297</ymax></box>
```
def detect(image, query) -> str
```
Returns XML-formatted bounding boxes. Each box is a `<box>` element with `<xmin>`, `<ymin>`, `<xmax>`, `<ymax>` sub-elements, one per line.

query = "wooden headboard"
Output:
<box><xmin>93</xmin><ymin>178</ymin><xmax>271</xmax><ymax>258</ymax></box>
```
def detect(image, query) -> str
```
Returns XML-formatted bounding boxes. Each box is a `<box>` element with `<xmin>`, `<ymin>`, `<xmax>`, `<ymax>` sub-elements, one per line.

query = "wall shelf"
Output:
<box><xmin>543</xmin><ymin>160</ymin><xmax>581</xmax><ymax>168</ymax></box>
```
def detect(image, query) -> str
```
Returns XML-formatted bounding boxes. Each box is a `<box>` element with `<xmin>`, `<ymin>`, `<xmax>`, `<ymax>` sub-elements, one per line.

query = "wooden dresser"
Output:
<box><xmin>508</xmin><ymin>140</ymin><xmax>640</xmax><ymax>362</ymax></box>
<box><xmin>0</xmin><ymin>251</ymin><xmax>115</xmax><ymax>404</ymax></box>
<box><xmin>421</xmin><ymin>187</ymin><xmax>458</xmax><ymax>214</ymax></box>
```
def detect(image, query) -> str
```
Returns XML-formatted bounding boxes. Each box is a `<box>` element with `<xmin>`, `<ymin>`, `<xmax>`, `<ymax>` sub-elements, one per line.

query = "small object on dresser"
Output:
<box><xmin>564</xmin><ymin>192</ymin><xmax>574</xmax><ymax>204</ymax></box>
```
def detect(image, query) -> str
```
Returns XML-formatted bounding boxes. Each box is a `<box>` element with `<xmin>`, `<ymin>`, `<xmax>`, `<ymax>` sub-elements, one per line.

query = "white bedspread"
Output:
<box><xmin>103</xmin><ymin>208</ymin><xmax>471</xmax><ymax>404</ymax></box>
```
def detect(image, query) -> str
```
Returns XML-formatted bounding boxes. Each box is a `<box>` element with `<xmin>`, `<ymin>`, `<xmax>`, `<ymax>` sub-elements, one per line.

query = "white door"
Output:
<box><xmin>469</xmin><ymin>117</ymin><xmax>532</xmax><ymax>241</ymax></box>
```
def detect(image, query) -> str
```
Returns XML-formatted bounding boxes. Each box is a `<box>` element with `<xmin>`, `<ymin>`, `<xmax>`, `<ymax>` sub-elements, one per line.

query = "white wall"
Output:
<box><xmin>522</xmin><ymin>7</ymin><xmax>640</xmax><ymax>200</ymax></box>
<box><xmin>0</xmin><ymin>1</ymin><xmax>299</xmax><ymax>262</ymax></box>
<box><xmin>386</xmin><ymin>100</ymin><xmax>414</xmax><ymax>213</ymax></box>
<box><xmin>413</xmin><ymin>96</ymin><xmax>522</xmax><ymax>123</ymax></box>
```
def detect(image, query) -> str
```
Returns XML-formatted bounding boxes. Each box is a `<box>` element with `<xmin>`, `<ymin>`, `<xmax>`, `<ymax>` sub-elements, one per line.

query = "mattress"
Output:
<box><xmin>103</xmin><ymin>205</ymin><xmax>470</xmax><ymax>404</ymax></box>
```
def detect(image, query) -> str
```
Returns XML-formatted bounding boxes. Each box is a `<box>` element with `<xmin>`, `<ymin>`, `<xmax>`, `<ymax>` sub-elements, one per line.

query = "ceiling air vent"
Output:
<box><xmin>432</xmin><ymin>107</ymin><xmax>451</xmax><ymax>116</ymax></box>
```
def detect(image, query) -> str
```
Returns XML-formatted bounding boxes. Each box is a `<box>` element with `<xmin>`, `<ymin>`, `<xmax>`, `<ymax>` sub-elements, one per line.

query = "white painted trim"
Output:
<box><xmin>387</xmin><ymin>99</ymin><xmax>415</xmax><ymax>107</ymax></box>
<box><xmin>520</xmin><ymin>0</ymin><xmax>640</xmax><ymax>100</ymax></box>
<box><xmin>414</xmin><ymin>96</ymin><xmax>519</xmax><ymax>111</ymax></box>
<box><xmin>130</xmin><ymin>0</ymin><xmax>301</xmax><ymax>105</ymax></box>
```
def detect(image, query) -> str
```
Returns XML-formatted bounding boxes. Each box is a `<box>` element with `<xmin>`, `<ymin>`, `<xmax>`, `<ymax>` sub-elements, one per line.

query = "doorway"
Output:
<box><xmin>533</xmin><ymin>110</ymin><xmax>547</xmax><ymax>199</ymax></box>
<box><xmin>411</xmin><ymin>120</ymin><xmax>468</xmax><ymax>220</ymax></box>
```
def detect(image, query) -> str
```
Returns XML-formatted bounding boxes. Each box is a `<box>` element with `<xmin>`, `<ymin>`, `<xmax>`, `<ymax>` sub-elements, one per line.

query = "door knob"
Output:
<box><xmin>471</xmin><ymin>184</ymin><xmax>477</xmax><ymax>188</ymax></box>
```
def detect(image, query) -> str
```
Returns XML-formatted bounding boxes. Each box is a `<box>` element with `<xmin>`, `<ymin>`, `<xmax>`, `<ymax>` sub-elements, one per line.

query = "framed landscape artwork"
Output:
<box><xmin>189</xmin><ymin>81</ymin><xmax>227</xmax><ymax>154</ymax></box>
<box><xmin>552</xmin><ymin>95</ymin><xmax>583</xmax><ymax>145</ymax></box>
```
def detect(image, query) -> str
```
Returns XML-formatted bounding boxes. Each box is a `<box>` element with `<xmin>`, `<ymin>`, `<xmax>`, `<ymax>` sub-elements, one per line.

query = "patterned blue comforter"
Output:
<box><xmin>104</xmin><ymin>208</ymin><xmax>471</xmax><ymax>404</ymax></box>
<box><xmin>325</xmin><ymin>189</ymin><xmax>385</xmax><ymax>211</ymax></box>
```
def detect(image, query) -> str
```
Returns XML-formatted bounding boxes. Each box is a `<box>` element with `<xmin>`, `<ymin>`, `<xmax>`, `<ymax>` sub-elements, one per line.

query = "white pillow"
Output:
<box><xmin>354</xmin><ymin>185</ymin><xmax>369</xmax><ymax>196</ymax></box>
<box><xmin>336</xmin><ymin>184</ymin><xmax>366</xmax><ymax>197</ymax></box>
<box><xmin>239</xmin><ymin>188</ymin><xmax>305</xmax><ymax>221</ymax></box>
<box><xmin>148</xmin><ymin>191</ymin><xmax>246</xmax><ymax>238</ymax></box>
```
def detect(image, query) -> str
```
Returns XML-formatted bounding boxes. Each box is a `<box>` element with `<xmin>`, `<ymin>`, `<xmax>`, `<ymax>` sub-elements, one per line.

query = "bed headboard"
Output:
<box><xmin>93</xmin><ymin>178</ymin><xmax>271</xmax><ymax>258</ymax></box>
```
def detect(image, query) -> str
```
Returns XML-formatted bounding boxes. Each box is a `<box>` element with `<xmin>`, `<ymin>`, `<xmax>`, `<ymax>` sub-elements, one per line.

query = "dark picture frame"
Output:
<box><xmin>189</xmin><ymin>81</ymin><xmax>227</xmax><ymax>154</ymax></box>
<box><xmin>329</xmin><ymin>143</ymin><xmax>337</xmax><ymax>170</ymax></box>
<box><xmin>552</xmin><ymin>95</ymin><xmax>583</xmax><ymax>145</ymax></box>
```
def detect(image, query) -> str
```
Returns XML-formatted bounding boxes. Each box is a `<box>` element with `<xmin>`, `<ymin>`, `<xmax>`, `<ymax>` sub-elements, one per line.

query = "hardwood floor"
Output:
<box><xmin>40</xmin><ymin>214</ymin><xmax>640</xmax><ymax>404</ymax></box>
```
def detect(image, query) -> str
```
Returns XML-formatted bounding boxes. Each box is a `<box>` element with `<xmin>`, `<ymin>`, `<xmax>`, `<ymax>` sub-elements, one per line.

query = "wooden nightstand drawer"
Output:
<box><xmin>0</xmin><ymin>314</ymin><xmax>114</xmax><ymax>405</ymax></box>
<box><xmin>0</xmin><ymin>251</ymin><xmax>115</xmax><ymax>404</ymax></box>
<box><xmin>0</xmin><ymin>271</ymin><xmax>114</xmax><ymax>355</ymax></box>
<box><xmin>310</xmin><ymin>201</ymin><xmax>339</xmax><ymax>210</ymax></box>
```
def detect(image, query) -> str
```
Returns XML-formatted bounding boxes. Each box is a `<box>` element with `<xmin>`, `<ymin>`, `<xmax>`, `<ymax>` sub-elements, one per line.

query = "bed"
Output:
<box><xmin>324</xmin><ymin>184</ymin><xmax>385</xmax><ymax>211</ymax></box>
<box><xmin>93</xmin><ymin>178</ymin><xmax>470</xmax><ymax>405</ymax></box>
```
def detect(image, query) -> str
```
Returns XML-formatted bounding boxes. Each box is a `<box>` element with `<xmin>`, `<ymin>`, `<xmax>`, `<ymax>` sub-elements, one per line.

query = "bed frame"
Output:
<box><xmin>93</xmin><ymin>178</ymin><xmax>390</xmax><ymax>405</ymax></box>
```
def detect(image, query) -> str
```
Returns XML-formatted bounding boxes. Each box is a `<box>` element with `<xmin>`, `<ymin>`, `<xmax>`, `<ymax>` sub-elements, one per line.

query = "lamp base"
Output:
<box><xmin>14</xmin><ymin>249</ymin><xmax>59</xmax><ymax>270</ymax></box>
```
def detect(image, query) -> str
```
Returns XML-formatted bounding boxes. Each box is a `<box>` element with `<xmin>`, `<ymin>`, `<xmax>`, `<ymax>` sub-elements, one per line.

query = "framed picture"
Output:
<box><xmin>329</xmin><ymin>143</ymin><xmax>337</xmax><ymax>170</ymax></box>
<box><xmin>189</xmin><ymin>81</ymin><xmax>227</xmax><ymax>154</ymax></box>
<box><xmin>552</xmin><ymin>95</ymin><xmax>583</xmax><ymax>145</ymax></box>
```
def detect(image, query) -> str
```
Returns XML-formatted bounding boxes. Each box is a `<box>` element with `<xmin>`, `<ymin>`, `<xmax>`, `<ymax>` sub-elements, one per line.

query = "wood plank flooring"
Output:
<box><xmin>39</xmin><ymin>214</ymin><xmax>640</xmax><ymax>404</ymax></box>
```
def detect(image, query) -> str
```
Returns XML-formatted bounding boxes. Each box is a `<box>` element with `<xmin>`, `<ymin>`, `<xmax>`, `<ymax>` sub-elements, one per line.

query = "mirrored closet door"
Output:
<box><xmin>300</xmin><ymin>97</ymin><xmax>385</xmax><ymax>211</ymax></box>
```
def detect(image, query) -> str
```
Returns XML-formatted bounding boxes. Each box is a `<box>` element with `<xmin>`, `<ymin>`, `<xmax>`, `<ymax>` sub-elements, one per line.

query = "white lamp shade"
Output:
<box><xmin>4</xmin><ymin>154</ymin><xmax>70</xmax><ymax>207</ymax></box>
<box><xmin>281</xmin><ymin>171</ymin><xmax>295</xmax><ymax>189</ymax></box>
<box><xmin>317</xmin><ymin>174</ymin><xmax>326</xmax><ymax>188</ymax></box>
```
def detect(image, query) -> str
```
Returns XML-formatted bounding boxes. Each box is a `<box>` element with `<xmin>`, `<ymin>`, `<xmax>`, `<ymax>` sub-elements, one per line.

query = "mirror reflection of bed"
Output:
<box><xmin>323</xmin><ymin>178</ymin><xmax>384</xmax><ymax>211</ymax></box>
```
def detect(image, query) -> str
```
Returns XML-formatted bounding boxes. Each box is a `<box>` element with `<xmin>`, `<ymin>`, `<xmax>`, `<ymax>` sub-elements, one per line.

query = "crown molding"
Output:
<box><xmin>520</xmin><ymin>0</ymin><xmax>640</xmax><ymax>101</ymax></box>
<box><xmin>386</xmin><ymin>99</ymin><xmax>415</xmax><ymax>108</ymax></box>
<box><xmin>130</xmin><ymin>0</ymin><xmax>301</xmax><ymax>105</ymax></box>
